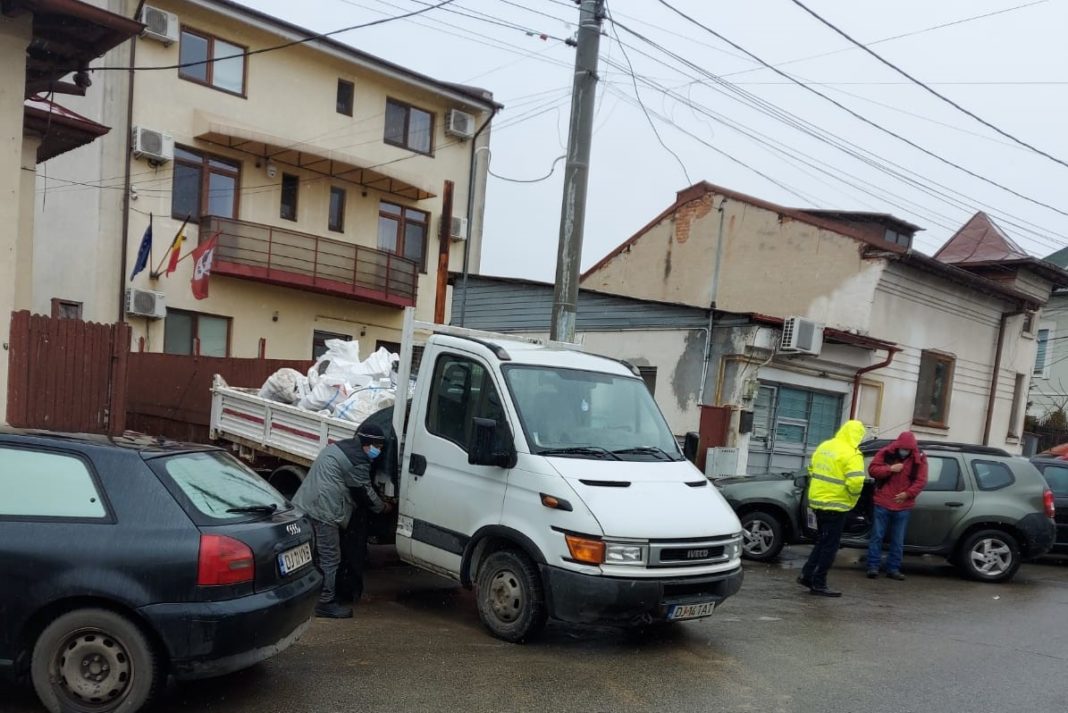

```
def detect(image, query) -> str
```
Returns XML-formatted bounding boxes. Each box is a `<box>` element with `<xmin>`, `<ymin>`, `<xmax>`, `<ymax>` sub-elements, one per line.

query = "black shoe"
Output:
<box><xmin>809</xmin><ymin>587</ymin><xmax>843</xmax><ymax>598</ymax></box>
<box><xmin>797</xmin><ymin>576</ymin><xmax>812</xmax><ymax>588</ymax></box>
<box><xmin>887</xmin><ymin>571</ymin><xmax>905</xmax><ymax>581</ymax></box>
<box><xmin>315</xmin><ymin>601</ymin><xmax>353</xmax><ymax>619</ymax></box>
<box><xmin>866</xmin><ymin>569</ymin><xmax>879</xmax><ymax>579</ymax></box>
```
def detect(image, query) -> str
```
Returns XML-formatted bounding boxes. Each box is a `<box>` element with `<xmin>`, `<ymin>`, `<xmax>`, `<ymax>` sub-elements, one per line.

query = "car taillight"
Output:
<box><xmin>197</xmin><ymin>534</ymin><xmax>255</xmax><ymax>586</ymax></box>
<box><xmin>1044</xmin><ymin>489</ymin><xmax>1056</xmax><ymax>519</ymax></box>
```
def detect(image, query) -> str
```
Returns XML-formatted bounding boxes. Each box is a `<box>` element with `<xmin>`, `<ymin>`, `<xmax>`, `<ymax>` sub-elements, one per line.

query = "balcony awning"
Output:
<box><xmin>193</xmin><ymin>113</ymin><xmax>436</xmax><ymax>201</ymax></box>
<box><xmin>25</xmin><ymin>96</ymin><xmax>110</xmax><ymax>163</ymax></box>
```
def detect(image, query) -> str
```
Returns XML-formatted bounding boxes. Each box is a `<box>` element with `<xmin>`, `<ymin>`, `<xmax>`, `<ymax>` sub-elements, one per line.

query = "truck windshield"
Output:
<box><xmin>502</xmin><ymin>365</ymin><xmax>682</xmax><ymax>461</ymax></box>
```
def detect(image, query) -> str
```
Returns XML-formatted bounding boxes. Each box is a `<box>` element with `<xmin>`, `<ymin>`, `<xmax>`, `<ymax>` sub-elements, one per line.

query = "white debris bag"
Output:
<box><xmin>258</xmin><ymin>368</ymin><xmax>308</xmax><ymax>404</ymax></box>
<box><xmin>334</xmin><ymin>380</ymin><xmax>396</xmax><ymax>424</ymax></box>
<box><xmin>298</xmin><ymin>376</ymin><xmax>351</xmax><ymax>413</ymax></box>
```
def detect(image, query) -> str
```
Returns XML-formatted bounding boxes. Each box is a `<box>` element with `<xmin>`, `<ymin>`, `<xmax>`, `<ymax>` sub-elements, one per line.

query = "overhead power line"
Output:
<box><xmin>788</xmin><ymin>0</ymin><xmax>1068</xmax><ymax>170</ymax></box>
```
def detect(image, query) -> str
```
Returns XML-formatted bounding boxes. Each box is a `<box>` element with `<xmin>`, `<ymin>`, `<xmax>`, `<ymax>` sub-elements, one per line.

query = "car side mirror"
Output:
<box><xmin>468</xmin><ymin>417</ymin><xmax>518</xmax><ymax>469</ymax></box>
<box><xmin>793</xmin><ymin>473</ymin><xmax>808</xmax><ymax>488</ymax></box>
<box><xmin>683</xmin><ymin>432</ymin><xmax>700</xmax><ymax>464</ymax></box>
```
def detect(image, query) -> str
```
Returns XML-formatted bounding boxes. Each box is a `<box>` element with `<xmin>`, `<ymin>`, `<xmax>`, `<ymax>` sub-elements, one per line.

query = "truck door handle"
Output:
<box><xmin>409</xmin><ymin>453</ymin><xmax>427</xmax><ymax>476</ymax></box>
<box><xmin>944</xmin><ymin>502</ymin><xmax>964</xmax><ymax>507</ymax></box>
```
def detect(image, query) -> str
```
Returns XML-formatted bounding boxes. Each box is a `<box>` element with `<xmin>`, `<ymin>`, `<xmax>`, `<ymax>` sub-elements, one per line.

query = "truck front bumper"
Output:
<box><xmin>540</xmin><ymin>564</ymin><xmax>744</xmax><ymax>626</ymax></box>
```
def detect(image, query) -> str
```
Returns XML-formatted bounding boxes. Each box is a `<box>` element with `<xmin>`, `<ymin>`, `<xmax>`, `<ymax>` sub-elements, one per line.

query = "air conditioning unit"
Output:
<box><xmin>445</xmin><ymin>109</ymin><xmax>476</xmax><ymax>139</ymax></box>
<box><xmin>780</xmin><ymin>316</ymin><xmax>824</xmax><ymax>356</ymax></box>
<box><xmin>140</xmin><ymin>5</ymin><xmax>179</xmax><ymax>45</ymax></box>
<box><xmin>125</xmin><ymin>288</ymin><xmax>166</xmax><ymax>319</ymax></box>
<box><xmin>449</xmin><ymin>216</ymin><xmax>468</xmax><ymax>241</ymax></box>
<box><xmin>131</xmin><ymin>127</ymin><xmax>175</xmax><ymax>163</ymax></box>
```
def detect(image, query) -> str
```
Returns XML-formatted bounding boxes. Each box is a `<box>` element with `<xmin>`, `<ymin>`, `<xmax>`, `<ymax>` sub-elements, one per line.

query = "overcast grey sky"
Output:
<box><xmin>239</xmin><ymin>0</ymin><xmax>1068</xmax><ymax>281</ymax></box>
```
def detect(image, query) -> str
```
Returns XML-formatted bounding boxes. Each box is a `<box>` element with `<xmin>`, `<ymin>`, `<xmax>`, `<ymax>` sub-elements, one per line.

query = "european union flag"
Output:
<box><xmin>130</xmin><ymin>221</ymin><xmax>152</xmax><ymax>280</ymax></box>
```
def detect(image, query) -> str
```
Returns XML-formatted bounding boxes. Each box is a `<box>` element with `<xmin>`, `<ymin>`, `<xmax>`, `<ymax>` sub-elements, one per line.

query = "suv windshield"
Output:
<box><xmin>159</xmin><ymin>451</ymin><xmax>289</xmax><ymax>520</ymax></box>
<box><xmin>502</xmin><ymin>364</ymin><xmax>681</xmax><ymax>461</ymax></box>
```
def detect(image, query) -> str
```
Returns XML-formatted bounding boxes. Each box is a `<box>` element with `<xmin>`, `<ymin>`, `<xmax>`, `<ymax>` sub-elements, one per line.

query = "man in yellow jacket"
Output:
<box><xmin>798</xmin><ymin>420</ymin><xmax>867</xmax><ymax>597</ymax></box>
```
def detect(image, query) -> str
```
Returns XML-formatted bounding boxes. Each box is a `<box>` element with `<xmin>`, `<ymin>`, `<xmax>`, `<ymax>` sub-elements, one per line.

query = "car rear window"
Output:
<box><xmin>158</xmin><ymin>451</ymin><xmax>287</xmax><ymax>520</ymax></box>
<box><xmin>1042</xmin><ymin>464</ymin><xmax>1068</xmax><ymax>496</ymax></box>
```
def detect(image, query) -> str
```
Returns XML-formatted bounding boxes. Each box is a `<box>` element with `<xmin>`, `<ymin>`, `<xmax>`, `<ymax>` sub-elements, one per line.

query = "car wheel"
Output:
<box><xmin>958</xmin><ymin>529</ymin><xmax>1021</xmax><ymax>583</ymax></box>
<box><xmin>268</xmin><ymin>465</ymin><xmax>306</xmax><ymax>500</ymax></box>
<box><xmin>475</xmin><ymin>549</ymin><xmax>547</xmax><ymax>643</ymax></box>
<box><xmin>31</xmin><ymin>608</ymin><xmax>160</xmax><ymax>713</ymax></box>
<box><xmin>740</xmin><ymin>511</ymin><xmax>784</xmax><ymax>561</ymax></box>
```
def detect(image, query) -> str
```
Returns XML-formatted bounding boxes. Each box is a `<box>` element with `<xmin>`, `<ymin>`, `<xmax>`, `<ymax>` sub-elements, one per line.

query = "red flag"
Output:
<box><xmin>190</xmin><ymin>233</ymin><xmax>220</xmax><ymax>300</ymax></box>
<box><xmin>165</xmin><ymin>228</ymin><xmax>185</xmax><ymax>275</ymax></box>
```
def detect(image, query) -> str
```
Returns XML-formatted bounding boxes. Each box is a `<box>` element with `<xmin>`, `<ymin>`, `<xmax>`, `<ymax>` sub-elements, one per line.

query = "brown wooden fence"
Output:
<box><xmin>126</xmin><ymin>353</ymin><xmax>313</xmax><ymax>442</ymax></box>
<box><xmin>6</xmin><ymin>311</ymin><xmax>131</xmax><ymax>435</ymax></box>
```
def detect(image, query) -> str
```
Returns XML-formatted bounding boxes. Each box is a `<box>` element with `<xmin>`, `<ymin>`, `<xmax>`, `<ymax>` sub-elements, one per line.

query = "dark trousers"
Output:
<box><xmin>338</xmin><ymin>508</ymin><xmax>370</xmax><ymax>603</ymax></box>
<box><xmin>801</xmin><ymin>510</ymin><xmax>848</xmax><ymax>589</ymax></box>
<box><xmin>312</xmin><ymin>519</ymin><xmax>341</xmax><ymax>604</ymax></box>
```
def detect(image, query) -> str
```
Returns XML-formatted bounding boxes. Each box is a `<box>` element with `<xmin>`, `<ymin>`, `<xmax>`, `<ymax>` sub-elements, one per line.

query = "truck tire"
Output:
<box><xmin>958</xmin><ymin>529</ymin><xmax>1021</xmax><ymax>582</ymax></box>
<box><xmin>475</xmin><ymin>549</ymin><xmax>547</xmax><ymax>643</ymax></box>
<box><xmin>31</xmin><ymin>608</ymin><xmax>160</xmax><ymax>713</ymax></box>
<box><xmin>268</xmin><ymin>465</ymin><xmax>307</xmax><ymax>500</ymax></box>
<box><xmin>740</xmin><ymin>510</ymin><xmax>784</xmax><ymax>561</ymax></box>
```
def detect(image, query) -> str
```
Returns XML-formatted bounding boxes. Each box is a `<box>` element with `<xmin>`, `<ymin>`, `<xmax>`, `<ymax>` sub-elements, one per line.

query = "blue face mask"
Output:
<box><xmin>367</xmin><ymin>445</ymin><xmax>381</xmax><ymax>460</ymax></box>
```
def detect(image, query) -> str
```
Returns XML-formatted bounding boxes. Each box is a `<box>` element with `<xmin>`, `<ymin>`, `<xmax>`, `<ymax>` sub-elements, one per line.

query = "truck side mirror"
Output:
<box><xmin>468</xmin><ymin>417</ymin><xmax>518</xmax><ymax>469</ymax></box>
<box><xmin>683</xmin><ymin>432</ymin><xmax>700</xmax><ymax>464</ymax></box>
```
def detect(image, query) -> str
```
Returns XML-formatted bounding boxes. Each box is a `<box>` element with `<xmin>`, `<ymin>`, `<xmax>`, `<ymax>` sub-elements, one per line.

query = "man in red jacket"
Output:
<box><xmin>866</xmin><ymin>431</ymin><xmax>928</xmax><ymax>580</ymax></box>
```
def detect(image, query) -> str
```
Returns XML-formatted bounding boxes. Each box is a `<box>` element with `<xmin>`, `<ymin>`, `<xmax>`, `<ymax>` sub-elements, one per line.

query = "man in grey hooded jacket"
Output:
<box><xmin>293</xmin><ymin>424</ymin><xmax>391</xmax><ymax>618</ymax></box>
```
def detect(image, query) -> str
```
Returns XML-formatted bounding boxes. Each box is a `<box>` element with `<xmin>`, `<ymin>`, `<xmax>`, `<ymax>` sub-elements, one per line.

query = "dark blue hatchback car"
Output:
<box><xmin>0</xmin><ymin>429</ymin><xmax>321</xmax><ymax>713</ymax></box>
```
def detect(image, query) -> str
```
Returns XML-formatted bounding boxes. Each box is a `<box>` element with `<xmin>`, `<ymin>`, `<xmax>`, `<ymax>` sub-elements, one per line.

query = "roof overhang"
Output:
<box><xmin>194</xmin><ymin>113</ymin><xmax>437</xmax><ymax>201</ymax></box>
<box><xmin>24</xmin><ymin>95</ymin><xmax>109</xmax><ymax>162</ymax></box>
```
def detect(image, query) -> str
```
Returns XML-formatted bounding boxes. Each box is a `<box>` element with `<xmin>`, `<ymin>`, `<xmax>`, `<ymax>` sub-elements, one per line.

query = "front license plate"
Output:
<box><xmin>278</xmin><ymin>543</ymin><xmax>313</xmax><ymax>575</ymax></box>
<box><xmin>668</xmin><ymin>601</ymin><xmax>716</xmax><ymax>621</ymax></box>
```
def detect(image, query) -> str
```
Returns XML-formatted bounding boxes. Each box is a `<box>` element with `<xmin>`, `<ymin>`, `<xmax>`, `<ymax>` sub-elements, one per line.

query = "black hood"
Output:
<box><xmin>336</xmin><ymin>438</ymin><xmax>369</xmax><ymax>467</ymax></box>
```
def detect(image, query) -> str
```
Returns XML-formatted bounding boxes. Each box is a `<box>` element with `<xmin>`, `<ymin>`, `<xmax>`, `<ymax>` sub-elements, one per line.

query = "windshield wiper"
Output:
<box><xmin>226</xmin><ymin>504</ymin><xmax>279</xmax><ymax>516</ymax></box>
<box><xmin>540</xmin><ymin>446</ymin><xmax>622</xmax><ymax>460</ymax></box>
<box><xmin>611</xmin><ymin>446</ymin><xmax>677</xmax><ymax>461</ymax></box>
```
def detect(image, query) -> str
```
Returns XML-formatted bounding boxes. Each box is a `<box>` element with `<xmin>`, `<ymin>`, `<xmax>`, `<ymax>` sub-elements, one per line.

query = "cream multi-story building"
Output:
<box><xmin>34</xmin><ymin>0</ymin><xmax>497</xmax><ymax>360</ymax></box>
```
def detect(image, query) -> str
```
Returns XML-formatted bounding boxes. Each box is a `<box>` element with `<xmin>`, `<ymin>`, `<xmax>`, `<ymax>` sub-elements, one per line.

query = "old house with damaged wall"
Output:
<box><xmin>573</xmin><ymin>182</ymin><xmax>1068</xmax><ymax>473</ymax></box>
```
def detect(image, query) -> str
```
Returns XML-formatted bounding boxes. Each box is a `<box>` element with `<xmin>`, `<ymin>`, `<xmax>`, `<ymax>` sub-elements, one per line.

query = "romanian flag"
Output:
<box><xmin>165</xmin><ymin>228</ymin><xmax>185</xmax><ymax>275</ymax></box>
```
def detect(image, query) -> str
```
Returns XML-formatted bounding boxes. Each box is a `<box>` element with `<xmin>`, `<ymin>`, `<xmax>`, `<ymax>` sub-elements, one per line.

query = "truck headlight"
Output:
<box><xmin>724</xmin><ymin>539</ymin><xmax>741</xmax><ymax>559</ymax></box>
<box><xmin>604</xmin><ymin>543</ymin><xmax>645</xmax><ymax>565</ymax></box>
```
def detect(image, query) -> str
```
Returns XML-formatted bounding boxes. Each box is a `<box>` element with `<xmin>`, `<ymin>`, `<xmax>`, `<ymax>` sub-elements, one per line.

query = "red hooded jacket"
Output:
<box><xmin>868</xmin><ymin>431</ymin><xmax>928</xmax><ymax>511</ymax></box>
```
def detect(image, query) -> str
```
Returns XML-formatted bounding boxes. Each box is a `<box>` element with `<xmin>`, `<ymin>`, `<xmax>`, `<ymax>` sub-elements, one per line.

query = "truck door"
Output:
<box><xmin>403</xmin><ymin>352</ymin><xmax>511</xmax><ymax>576</ymax></box>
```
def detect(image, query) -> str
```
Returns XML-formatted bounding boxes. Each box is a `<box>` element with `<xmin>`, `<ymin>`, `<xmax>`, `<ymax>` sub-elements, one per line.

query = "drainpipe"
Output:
<box><xmin>457</xmin><ymin>105</ymin><xmax>498</xmax><ymax>326</ymax></box>
<box><xmin>117</xmin><ymin>4</ymin><xmax>143</xmax><ymax>321</ymax></box>
<box><xmin>850</xmin><ymin>347</ymin><xmax>899</xmax><ymax>419</ymax></box>
<box><xmin>698</xmin><ymin>198</ymin><xmax>728</xmax><ymax>404</ymax></box>
<box><xmin>983</xmin><ymin>309</ymin><xmax>1022</xmax><ymax>445</ymax></box>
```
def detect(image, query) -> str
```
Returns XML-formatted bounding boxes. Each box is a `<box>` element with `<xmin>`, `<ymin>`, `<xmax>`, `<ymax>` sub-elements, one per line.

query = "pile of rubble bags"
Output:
<box><xmin>258</xmin><ymin>340</ymin><xmax>407</xmax><ymax>425</ymax></box>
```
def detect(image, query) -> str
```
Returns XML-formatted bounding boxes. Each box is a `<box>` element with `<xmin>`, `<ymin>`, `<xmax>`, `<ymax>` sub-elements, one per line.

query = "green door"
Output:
<box><xmin>907</xmin><ymin>455</ymin><xmax>974</xmax><ymax>548</ymax></box>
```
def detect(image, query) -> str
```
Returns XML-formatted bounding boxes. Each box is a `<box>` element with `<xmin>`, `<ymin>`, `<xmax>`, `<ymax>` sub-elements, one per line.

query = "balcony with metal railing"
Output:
<box><xmin>201</xmin><ymin>215</ymin><xmax>418</xmax><ymax>308</ymax></box>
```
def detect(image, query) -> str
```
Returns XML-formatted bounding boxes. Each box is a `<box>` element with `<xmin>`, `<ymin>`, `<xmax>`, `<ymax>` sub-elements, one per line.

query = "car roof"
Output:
<box><xmin>860</xmin><ymin>439</ymin><xmax>1011</xmax><ymax>457</ymax></box>
<box><xmin>0</xmin><ymin>427</ymin><xmax>218</xmax><ymax>456</ymax></box>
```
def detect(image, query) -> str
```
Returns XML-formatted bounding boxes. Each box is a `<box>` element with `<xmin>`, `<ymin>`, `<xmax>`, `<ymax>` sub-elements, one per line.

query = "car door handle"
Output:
<box><xmin>944</xmin><ymin>502</ymin><xmax>964</xmax><ymax>507</ymax></box>
<box><xmin>409</xmin><ymin>453</ymin><xmax>427</xmax><ymax>477</ymax></box>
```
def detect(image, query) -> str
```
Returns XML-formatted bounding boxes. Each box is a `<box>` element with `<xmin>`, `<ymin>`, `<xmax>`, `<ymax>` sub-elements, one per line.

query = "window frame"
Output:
<box><xmin>1008</xmin><ymin>372</ymin><xmax>1027</xmax><ymax>438</ymax></box>
<box><xmin>1034</xmin><ymin>327</ymin><xmax>1053</xmax><ymax>378</ymax></box>
<box><xmin>970</xmin><ymin>459</ymin><xmax>1016</xmax><ymax>492</ymax></box>
<box><xmin>383</xmin><ymin>97</ymin><xmax>435</xmax><ymax>155</ymax></box>
<box><xmin>912</xmin><ymin>350</ymin><xmax>956</xmax><ymax>429</ymax></box>
<box><xmin>171</xmin><ymin>145</ymin><xmax>241</xmax><ymax>221</ymax></box>
<box><xmin>921</xmin><ymin>455</ymin><xmax>963</xmax><ymax>492</ymax></box>
<box><xmin>328</xmin><ymin>185</ymin><xmax>346</xmax><ymax>233</ymax></box>
<box><xmin>377</xmin><ymin>200</ymin><xmax>430</xmax><ymax>272</ymax></box>
<box><xmin>178</xmin><ymin>26</ymin><xmax>248</xmax><ymax>97</ymax></box>
<box><xmin>51</xmin><ymin>298</ymin><xmax>82</xmax><ymax>320</ymax></box>
<box><xmin>163</xmin><ymin>308</ymin><xmax>232</xmax><ymax>357</ymax></box>
<box><xmin>312</xmin><ymin>329</ymin><xmax>351</xmax><ymax>360</ymax></box>
<box><xmin>0</xmin><ymin>443</ymin><xmax>115</xmax><ymax>523</ymax></box>
<box><xmin>280</xmin><ymin>173</ymin><xmax>299</xmax><ymax>222</ymax></box>
<box><xmin>425</xmin><ymin>353</ymin><xmax>507</xmax><ymax>452</ymax></box>
<box><xmin>336</xmin><ymin>78</ymin><xmax>355</xmax><ymax>116</ymax></box>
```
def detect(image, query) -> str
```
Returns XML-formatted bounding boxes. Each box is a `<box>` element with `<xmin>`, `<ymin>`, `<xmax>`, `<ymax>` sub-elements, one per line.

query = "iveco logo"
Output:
<box><xmin>686</xmin><ymin>549</ymin><xmax>710</xmax><ymax>559</ymax></box>
<box><xmin>286</xmin><ymin>523</ymin><xmax>301</xmax><ymax>535</ymax></box>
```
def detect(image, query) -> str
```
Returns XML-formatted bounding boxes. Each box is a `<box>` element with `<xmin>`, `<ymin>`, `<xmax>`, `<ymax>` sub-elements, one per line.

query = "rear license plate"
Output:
<box><xmin>278</xmin><ymin>543</ymin><xmax>313</xmax><ymax>576</ymax></box>
<box><xmin>668</xmin><ymin>601</ymin><xmax>716</xmax><ymax>621</ymax></box>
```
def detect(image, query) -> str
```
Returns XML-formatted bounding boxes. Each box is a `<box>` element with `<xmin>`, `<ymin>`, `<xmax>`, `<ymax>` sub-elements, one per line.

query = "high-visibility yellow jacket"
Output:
<box><xmin>807</xmin><ymin>420</ymin><xmax>867</xmax><ymax>512</ymax></box>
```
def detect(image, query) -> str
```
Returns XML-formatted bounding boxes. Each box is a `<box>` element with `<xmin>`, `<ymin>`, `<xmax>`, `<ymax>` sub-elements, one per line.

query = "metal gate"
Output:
<box><xmin>6</xmin><ymin>311</ymin><xmax>131</xmax><ymax>435</ymax></box>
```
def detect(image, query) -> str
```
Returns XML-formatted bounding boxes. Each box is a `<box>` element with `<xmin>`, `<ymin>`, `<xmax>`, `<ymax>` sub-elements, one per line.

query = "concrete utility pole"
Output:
<box><xmin>550</xmin><ymin>0</ymin><xmax>605</xmax><ymax>342</ymax></box>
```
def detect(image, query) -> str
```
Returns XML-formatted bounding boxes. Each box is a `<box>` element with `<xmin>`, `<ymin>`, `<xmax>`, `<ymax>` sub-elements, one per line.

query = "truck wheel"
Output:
<box><xmin>740</xmin><ymin>511</ymin><xmax>784</xmax><ymax>561</ymax></box>
<box><xmin>958</xmin><ymin>529</ymin><xmax>1021</xmax><ymax>582</ymax></box>
<box><xmin>268</xmin><ymin>465</ymin><xmax>306</xmax><ymax>500</ymax></box>
<box><xmin>475</xmin><ymin>550</ymin><xmax>547</xmax><ymax>643</ymax></box>
<box><xmin>31</xmin><ymin>608</ymin><xmax>160</xmax><ymax>713</ymax></box>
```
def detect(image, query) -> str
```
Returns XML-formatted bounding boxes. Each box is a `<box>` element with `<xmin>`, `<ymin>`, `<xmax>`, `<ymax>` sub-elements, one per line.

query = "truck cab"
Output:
<box><xmin>392</xmin><ymin>323</ymin><xmax>743</xmax><ymax>641</ymax></box>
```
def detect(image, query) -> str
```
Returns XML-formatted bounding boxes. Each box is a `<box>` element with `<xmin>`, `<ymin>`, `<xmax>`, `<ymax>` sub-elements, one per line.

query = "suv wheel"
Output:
<box><xmin>740</xmin><ymin>511</ymin><xmax>784</xmax><ymax>561</ymax></box>
<box><xmin>958</xmin><ymin>529</ymin><xmax>1021</xmax><ymax>582</ymax></box>
<box><xmin>31</xmin><ymin>608</ymin><xmax>160</xmax><ymax>713</ymax></box>
<box><xmin>475</xmin><ymin>549</ymin><xmax>547</xmax><ymax>643</ymax></box>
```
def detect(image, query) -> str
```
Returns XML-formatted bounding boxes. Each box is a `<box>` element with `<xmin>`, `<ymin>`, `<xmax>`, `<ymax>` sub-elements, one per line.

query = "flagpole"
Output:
<box><xmin>151</xmin><ymin>214</ymin><xmax>191</xmax><ymax>278</ymax></box>
<box><xmin>147</xmin><ymin>213</ymin><xmax>154</xmax><ymax>270</ymax></box>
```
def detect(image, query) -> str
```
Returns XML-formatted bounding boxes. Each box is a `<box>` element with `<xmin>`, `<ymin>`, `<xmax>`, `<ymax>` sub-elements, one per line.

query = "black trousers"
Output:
<box><xmin>801</xmin><ymin>510</ymin><xmax>848</xmax><ymax>589</ymax></box>
<box><xmin>337</xmin><ymin>508</ymin><xmax>370</xmax><ymax>603</ymax></box>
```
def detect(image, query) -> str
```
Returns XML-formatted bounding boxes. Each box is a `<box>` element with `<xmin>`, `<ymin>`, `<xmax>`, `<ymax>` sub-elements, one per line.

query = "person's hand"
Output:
<box><xmin>893</xmin><ymin>492</ymin><xmax>908</xmax><ymax>503</ymax></box>
<box><xmin>380</xmin><ymin>500</ymin><xmax>395</xmax><ymax>514</ymax></box>
<box><xmin>890</xmin><ymin>463</ymin><xmax>904</xmax><ymax>473</ymax></box>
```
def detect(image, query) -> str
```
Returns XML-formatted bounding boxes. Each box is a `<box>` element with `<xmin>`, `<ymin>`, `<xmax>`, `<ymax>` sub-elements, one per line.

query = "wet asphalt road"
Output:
<box><xmin>4</xmin><ymin>548</ymin><xmax>1068</xmax><ymax>713</ymax></box>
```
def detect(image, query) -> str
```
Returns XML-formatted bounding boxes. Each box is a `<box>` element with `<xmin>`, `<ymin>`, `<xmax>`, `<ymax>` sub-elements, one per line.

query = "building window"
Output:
<box><xmin>377</xmin><ymin>201</ymin><xmax>429</xmax><ymax>271</ymax></box>
<box><xmin>384</xmin><ymin>98</ymin><xmax>433</xmax><ymax>154</ymax></box>
<box><xmin>279</xmin><ymin>174</ymin><xmax>299</xmax><ymax>221</ymax></box>
<box><xmin>637</xmin><ymin>366</ymin><xmax>657</xmax><ymax>395</ymax></box>
<box><xmin>164</xmin><ymin>309</ymin><xmax>231</xmax><ymax>357</ymax></box>
<box><xmin>337</xmin><ymin>79</ymin><xmax>354</xmax><ymax>116</ymax></box>
<box><xmin>51</xmin><ymin>298</ymin><xmax>82</xmax><ymax>320</ymax></box>
<box><xmin>312</xmin><ymin>330</ymin><xmax>351</xmax><ymax>360</ymax></box>
<box><xmin>172</xmin><ymin>147</ymin><xmax>239</xmax><ymax>220</ymax></box>
<box><xmin>913</xmin><ymin>350</ymin><xmax>955</xmax><ymax>428</ymax></box>
<box><xmin>1034</xmin><ymin>328</ymin><xmax>1052</xmax><ymax>378</ymax></box>
<box><xmin>882</xmin><ymin>228</ymin><xmax>912</xmax><ymax>249</ymax></box>
<box><xmin>329</xmin><ymin>186</ymin><xmax>346</xmax><ymax>232</ymax></box>
<box><xmin>178</xmin><ymin>28</ymin><xmax>246</xmax><ymax>96</ymax></box>
<box><xmin>1008</xmin><ymin>373</ymin><xmax>1027</xmax><ymax>438</ymax></box>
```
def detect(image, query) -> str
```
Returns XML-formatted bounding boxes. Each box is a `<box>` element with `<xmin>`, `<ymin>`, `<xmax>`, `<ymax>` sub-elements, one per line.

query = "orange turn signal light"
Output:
<box><xmin>565</xmin><ymin>534</ymin><xmax>605</xmax><ymax>565</ymax></box>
